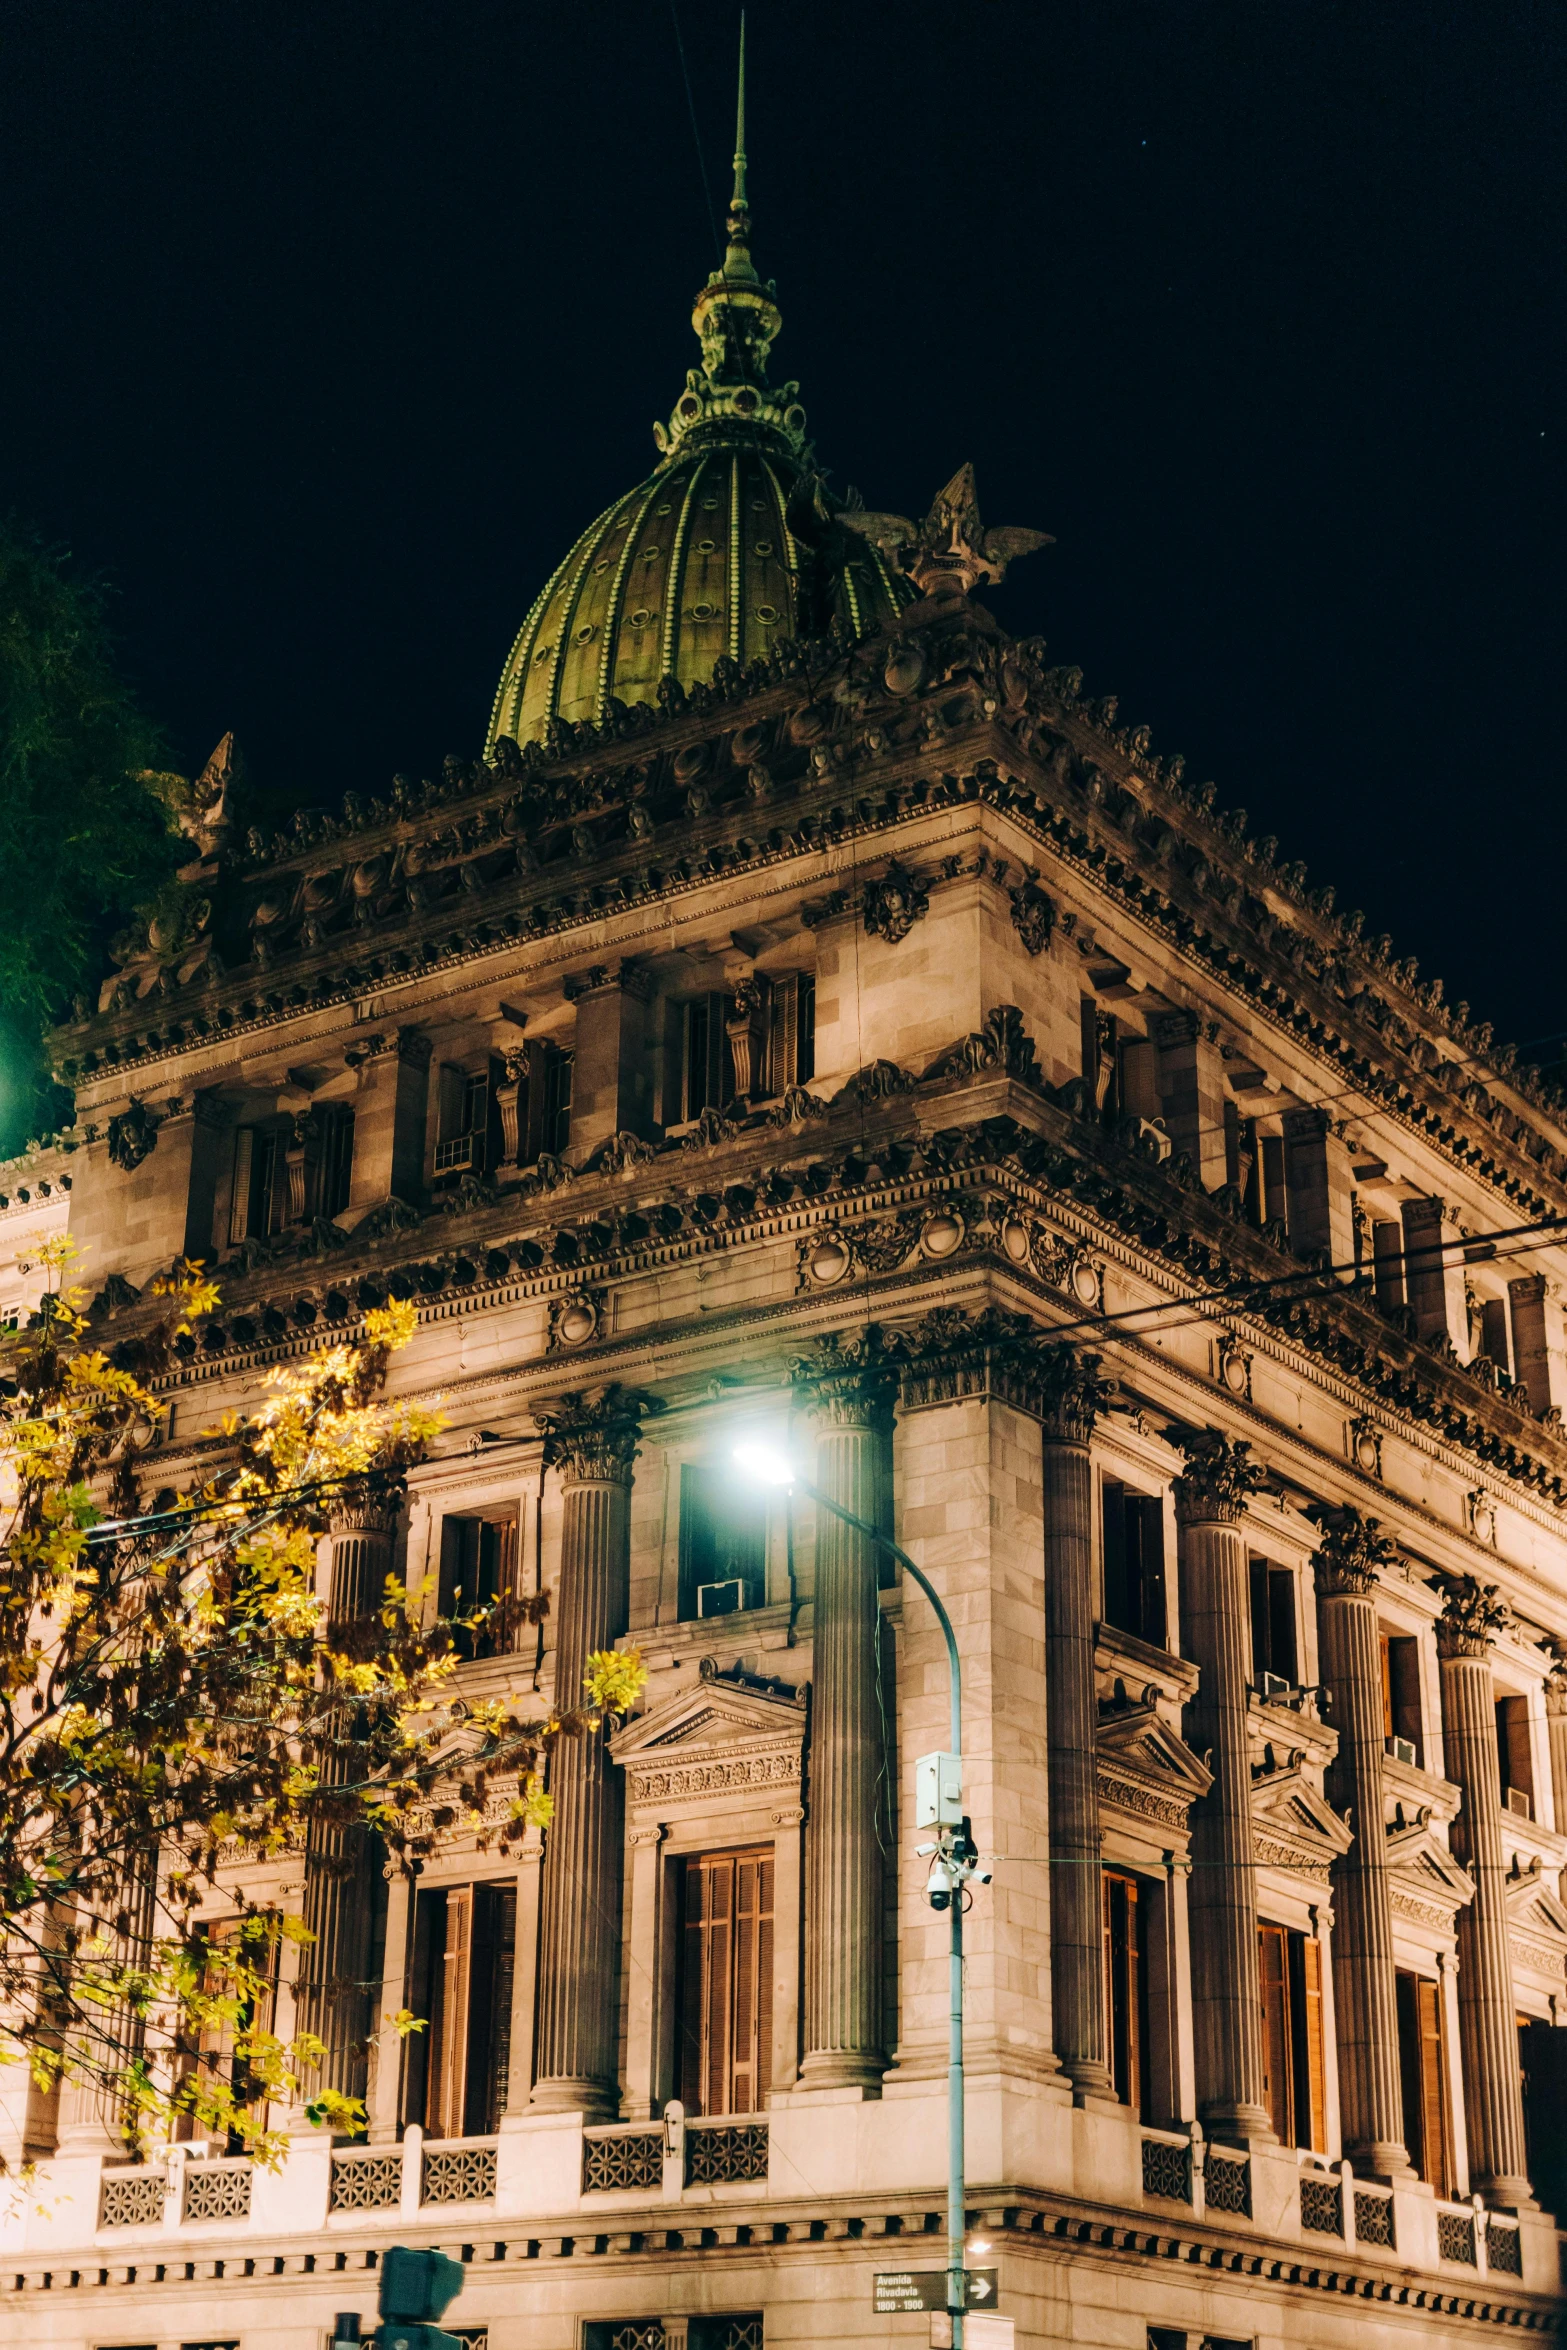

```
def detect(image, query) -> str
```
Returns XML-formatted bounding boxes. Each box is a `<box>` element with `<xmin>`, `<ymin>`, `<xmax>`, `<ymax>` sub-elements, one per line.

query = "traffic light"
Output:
<box><xmin>376</xmin><ymin>2245</ymin><xmax>466</xmax><ymax>2350</ymax></box>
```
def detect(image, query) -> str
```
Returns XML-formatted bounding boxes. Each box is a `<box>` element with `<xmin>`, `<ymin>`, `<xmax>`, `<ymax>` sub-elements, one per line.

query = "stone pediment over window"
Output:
<box><xmin>1385</xmin><ymin>1806</ymin><xmax>1475</xmax><ymax>1933</ymax></box>
<box><xmin>612</xmin><ymin>1665</ymin><xmax>807</xmax><ymax>1822</ymax></box>
<box><xmin>1249</xmin><ymin>1753</ymin><xmax>1353</xmax><ymax>1883</ymax></box>
<box><xmin>1096</xmin><ymin>1694</ymin><xmax>1212</xmax><ymax>1837</ymax></box>
<box><xmin>1505</xmin><ymin>1856</ymin><xmax>1567</xmax><ymax>1994</ymax></box>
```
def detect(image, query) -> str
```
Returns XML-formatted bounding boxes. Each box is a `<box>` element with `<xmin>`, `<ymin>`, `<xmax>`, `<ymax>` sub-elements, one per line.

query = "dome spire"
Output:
<box><xmin>725</xmin><ymin>11</ymin><xmax>753</xmax><ymax>277</ymax></box>
<box><xmin>656</xmin><ymin>9</ymin><xmax>807</xmax><ymax>461</ymax></box>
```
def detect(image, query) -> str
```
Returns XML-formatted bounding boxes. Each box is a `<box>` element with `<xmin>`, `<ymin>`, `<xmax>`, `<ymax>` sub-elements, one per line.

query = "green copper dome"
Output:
<box><xmin>486</xmin><ymin>42</ymin><xmax>909</xmax><ymax>750</ymax></box>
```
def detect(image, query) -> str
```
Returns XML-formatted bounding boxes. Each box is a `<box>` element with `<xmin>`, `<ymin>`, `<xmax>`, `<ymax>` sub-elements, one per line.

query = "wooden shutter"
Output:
<box><xmin>429</xmin><ymin>1888</ymin><xmax>472</xmax><ymax>2141</ymax></box>
<box><xmin>1103</xmin><ymin>1871</ymin><xmax>1144</xmax><ymax>2115</ymax></box>
<box><xmin>1417</xmin><ymin>1976</ymin><xmax>1453</xmax><ymax>2199</ymax></box>
<box><xmin>680</xmin><ymin>1850</ymin><xmax>774</xmax><ymax>2117</ymax></box>
<box><xmin>1298</xmin><ymin>1934</ymin><xmax>1327</xmax><ymax>2153</ymax></box>
<box><xmin>1258</xmin><ymin>1924</ymin><xmax>1292</xmax><ymax>2143</ymax></box>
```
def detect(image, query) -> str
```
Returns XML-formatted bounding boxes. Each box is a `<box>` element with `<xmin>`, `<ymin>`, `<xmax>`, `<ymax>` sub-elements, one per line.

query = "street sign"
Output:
<box><xmin>874</xmin><ymin>2269</ymin><xmax>1000</xmax><ymax>2314</ymax></box>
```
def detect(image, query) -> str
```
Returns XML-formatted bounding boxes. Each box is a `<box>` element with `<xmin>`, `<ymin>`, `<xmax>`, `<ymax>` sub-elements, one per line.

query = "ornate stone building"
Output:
<box><xmin>7</xmin><ymin>94</ymin><xmax>1567</xmax><ymax>2350</ymax></box>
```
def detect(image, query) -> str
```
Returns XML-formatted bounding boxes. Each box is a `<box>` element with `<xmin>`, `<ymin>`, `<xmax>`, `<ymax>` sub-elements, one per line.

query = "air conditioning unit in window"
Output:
<box><xmin>1386</xmin><ymin>1734</ymin><xmax>1418</xmax><ymax>1768</ymax></box>
<box><xmin>1507</xmin><ymin>1785</ymin><xmax>1534</xmax><ymax>1821</ymax></box>
<box><xmin>1259</xmin><ymin>1670</ymin><xmax>1293</xmax><ymax>1703</ymax></box>
<box><xmin>697</xmin><ymin>1579</ymin><xmax>747</xmax><ymax>1618</ymax></box>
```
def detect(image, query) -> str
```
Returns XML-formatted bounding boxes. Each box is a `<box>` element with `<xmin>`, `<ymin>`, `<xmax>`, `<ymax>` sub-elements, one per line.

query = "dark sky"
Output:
<box><xmin>2</xmin><ymin>1</ymin><xmax>1562</xmax><ymax>1055</ymax></box>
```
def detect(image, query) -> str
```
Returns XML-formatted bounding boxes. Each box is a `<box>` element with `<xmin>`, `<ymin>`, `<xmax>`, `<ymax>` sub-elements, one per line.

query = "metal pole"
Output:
<box><xmin>791</xmin><ymin>1474</ymin><xmax>966</xmax><ymax>2346</ymax></box>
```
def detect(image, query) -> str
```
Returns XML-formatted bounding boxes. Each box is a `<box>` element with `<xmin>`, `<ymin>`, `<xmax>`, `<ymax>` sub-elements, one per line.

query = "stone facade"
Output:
<box><xmin>7</xmin><ymin>114</ymin><xmax>1567</xmax><ymax>2350</ymax></box>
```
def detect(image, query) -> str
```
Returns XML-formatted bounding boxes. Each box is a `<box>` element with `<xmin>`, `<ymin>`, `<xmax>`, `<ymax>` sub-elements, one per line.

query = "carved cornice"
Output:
<box><xmin>1307</xmin><ymin>1502</ymin><xmax>1400</xmax><ymax>1599</ymax></box>
<box><xmin>1172</xmin><ymin>1429</ymin><xmax>1266</xmax><ymax>1527</ymax></box>
<box><xmin>536</xmin><ymin>1382</ymin><xmax>659</xmax><ymax>1483</ymax></box>
<box><xmin>1434</xmin><ymin>1572</ymin><xmax>1512</xmax><ymax>1661</ymax></box>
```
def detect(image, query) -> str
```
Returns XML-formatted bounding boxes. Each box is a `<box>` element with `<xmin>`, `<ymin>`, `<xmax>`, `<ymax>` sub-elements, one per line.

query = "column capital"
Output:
<box><xmin>1544</xmin><ymin>1662</ymin><xmax>1567</xmax><ymax>1719</ymax></box>
<box><xmin>327</xmin><ymin>1491</ymin><xmax>402</xmax><ymax>1540</ymax></box>
<box><xmin>537</xmin><ymin>1382</ymin><xmax>658</xmax><ymax>1483</ymax></box>
<box><xmin>1434</xmin><ymin>1571</ymin><xmax>1512</xmax><ymax>1660</ymax></box>
<box><xmin>883</xmin><ymin>1306</ymin><xmax>1107</xmax><ymax>1437</ymax></box>
<box><xmin>1308</xmin><ymin>1501</ymin><xmax>1400</xmax><ymax>1598</ymax></box>
<box><xmin>1173</xmin><ymin>1428</ymin><xmax>1266</xmax><ymax>1527</ymax></box>
<box><xmin>791</xmin><ymin>1330</ymin><xmax>897</xmax><ymax>1431</ymax></box>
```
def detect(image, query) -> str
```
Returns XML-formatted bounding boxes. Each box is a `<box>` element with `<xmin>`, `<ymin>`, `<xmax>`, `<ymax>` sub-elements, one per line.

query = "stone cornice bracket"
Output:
<box><xmin>1172</xmin><ymin>1427</ymin><xmax>1267</xmax><ymax>1527</ymax></box>
<box><xmin>536</xmin><ymin>1382</ymin><xmax>661</xmax><ymax>1484</ymax></box>
<box><xmin>563</xmin><ymin>957</ymin><xmax>653</xmax><ymax>1005</ymax></box>
<box><xmin>1434</xmin><ymin>1571</ymin><xmax>1512</xmax><ymax>1660</ymax></box>
<box><xmin>790</xmin><ymin>1330</ymin><xmax>897</xmax><ymax>1432</ymax></box>
<box><xmin>1307</xmin><ymin>1501</ymin><xmax>1401</xmax><ymax>1598</ymax></box>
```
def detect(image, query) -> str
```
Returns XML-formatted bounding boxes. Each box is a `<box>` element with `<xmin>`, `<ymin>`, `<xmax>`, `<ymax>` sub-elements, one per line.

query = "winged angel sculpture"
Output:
<box><xmin>839</xmin><ymin>462</ymin><xmax>1052</xmax><ymax>600</ymax></box>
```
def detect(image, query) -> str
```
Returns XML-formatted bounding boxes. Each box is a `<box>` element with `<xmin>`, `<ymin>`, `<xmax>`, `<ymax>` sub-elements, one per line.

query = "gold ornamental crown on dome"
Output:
<box><xmin>486</xmin><ymin>14</ymin><xmax>912</xmax><ymax>752</ymax></box>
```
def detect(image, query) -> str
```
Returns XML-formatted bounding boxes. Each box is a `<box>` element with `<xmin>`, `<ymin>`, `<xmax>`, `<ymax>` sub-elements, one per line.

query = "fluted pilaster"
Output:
<box><xmin>1174</xmin><ymin>1431</ymin><xmax>1274</xmax><ymax>2141</ymax></box>
<box><xmin>1544</xmin><ymin>1664</ymin><xmax>1567</xmax><ymax>1898</ymax></box>
<box><xmin>295</xmin><ymin>1499</ymin><xmax>397</xmax><ymax>2116</ymax></box>
<box><xmin>797</xmin><ymin>1338</ymin><xmax>891</xmax><ymax>2090</ymax></box>
<box><xmin>531</xmin><ymin>1385</ymin><xmax>650</xmax><ymax>2117</ymax></box>
<box><xmin>1041</xmin><ymin>1348</ymin><xmax>1112</xmax><ymax>2098</ymax></box>
<box><xmin>1311</xmin><ymin>1506</ymin><xmax>1412</xmax><ymax>2177</ymax></box>
<box><xmin>1437</xmin><ymin>1575</ymin><xmax>1533</xmax><ymax>2207</ymax></box>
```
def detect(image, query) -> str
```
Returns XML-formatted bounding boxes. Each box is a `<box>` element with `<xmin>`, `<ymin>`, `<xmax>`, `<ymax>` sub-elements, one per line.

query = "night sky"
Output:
<box><xmin>1</xmin><ymin>2</ymin><xmax>1561</xmax><ymax>1055</ymax></box>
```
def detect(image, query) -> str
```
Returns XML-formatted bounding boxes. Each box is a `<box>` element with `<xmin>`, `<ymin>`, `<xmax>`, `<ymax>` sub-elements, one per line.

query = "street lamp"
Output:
<box><xmin>732</xmin><ymin>1441</ymin><xmax>986</xmax><ymax>2347</ymax></box>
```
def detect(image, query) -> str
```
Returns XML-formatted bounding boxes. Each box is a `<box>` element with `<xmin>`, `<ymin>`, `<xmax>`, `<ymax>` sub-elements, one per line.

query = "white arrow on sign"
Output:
<box><xmin>969</xmin><ymin>2275</ymin><xmax>994</xmax><ymax>2300</ymax></box>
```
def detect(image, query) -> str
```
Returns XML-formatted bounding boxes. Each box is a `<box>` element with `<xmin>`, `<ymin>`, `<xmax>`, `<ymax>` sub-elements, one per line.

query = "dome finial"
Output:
<box><xmin>723</xmin><ymin>11</ymin><xmax>756</xmax><ymax>283</ymax></box>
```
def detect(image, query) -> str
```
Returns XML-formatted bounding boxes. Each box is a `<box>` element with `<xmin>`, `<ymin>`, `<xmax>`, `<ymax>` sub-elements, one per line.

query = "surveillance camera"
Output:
<box><xmin>927</xmin><ymin>1857</ymin><xmax>953</xmax><ymax>1912</ymax></box>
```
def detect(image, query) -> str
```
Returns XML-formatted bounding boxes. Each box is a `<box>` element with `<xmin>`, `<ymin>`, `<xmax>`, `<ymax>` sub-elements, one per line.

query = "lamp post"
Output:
<box><xmin>734</xmin><ymin>1444</ymin><xmax>984</xmax><ymax>2347</ymax></box>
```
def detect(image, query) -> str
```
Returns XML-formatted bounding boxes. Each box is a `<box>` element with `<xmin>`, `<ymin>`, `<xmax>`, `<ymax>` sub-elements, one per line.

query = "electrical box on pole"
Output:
<box><xmin>915</xmin><ymin>1750</ymin><xmax>963</xmax><ymax>1828</ymax></box>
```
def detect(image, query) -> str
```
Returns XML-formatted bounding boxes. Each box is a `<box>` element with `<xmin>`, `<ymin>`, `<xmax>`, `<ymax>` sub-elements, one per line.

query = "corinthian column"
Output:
<box><xmin>531</xmin><ymin>1385</ymin><xmax>649</xmax><ymax>2117</ymax></box>
<box><xmin>295</xmin><ymin>1498</ymin><xmax>398</xmax><ymax>2117</ymax></box>
<box><xmin>1040</xmin><ymin>1346</ymin><xmax>1112</xmax><ymax>2098</ymax></box>
<box><xmin>796</xmin><ymin>1339</ymin><xmax>891</xmax><ymax>2090</ymax></box>
<box><xmin>1174</xmin><ymin>1430</ymin><xmax>1274</xmax><ymax>2141</ymax></box>
<box><xmin>1436</xmin><ymin>1575</ymin><xmax>1533</xmax><ymax>2206</ymax></box>
<box><xmin>1310</xmin><ymin>1505</ymin><xmax>1411</xmax><ymax>2177</ymax></box>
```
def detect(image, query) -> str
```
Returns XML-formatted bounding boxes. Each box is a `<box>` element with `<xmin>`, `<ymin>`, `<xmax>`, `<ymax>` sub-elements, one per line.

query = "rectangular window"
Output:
<box><xmin>1480</xmin><ymin>1296</ymin><xmax>1511</xmax><ymax>1374</ymax></box>
<box><xmin>1371</xmin><ymin>1218</ymin><xmax>1406</xmax><ymax>1308</ymax></box>
<box><xmin>1101</xmin><ymin>1479</ymin><xmax>1167</xmax><ymax>1646</ymax></box>
<box><xmin>1102</xmin><ymin>1868</ymin><xmax>1151</xmax><ymax>2120</ymax></box>
<box><xmin>1258</xmin><ymin>1922</ymin><xmax>1325</xmax><ymax>2151</ymax></box>
<box><xmin>677</xmin><ymin>993</ymin><xmax>736</xmax><ymax>1122</ymax></box>
<box><xmin>311</xmin><ymin>1105</ymin><xmax>355</xmax><ymax>1221</ymax></box>
<box><xmin>1396</xmin><ymin>1968</ymin><xmax>1453</xmax><ymax>2197</ymax></box>
<box><xmin>435</xmin><ymin>1066</ymin><xmax>491</xmax><ymax>1177</ymax></box>
<box><xmin>407</xmin><ymin>1882</ymin><xmax>516</xmax><ymax>2139</ymax></box>
<box><xmin>1496</xmin><ymin>1694</ymin><xmax>1534</xmax><ymax>1817</ymax></box>
<box><xmin>678</xmin><ymin>1463</ymin><xmax>767</xmax><ymax>1621</ymax></box>
<box><xmin>178</xmin><ymin>1915</ymin><xmax>279</xmax><ymax>2151</ymax></box>
<box><xmin>678</xmin><ymin>1849</ymin><xmax>774</xmax><ymax>2117</ymax></box>
<box><xmin>1249</xmin><ymin>1558</ymin><xmax>1298</xmax><ymax>1691</ymax></box>
<box><xmin>1379</xmin><ymin>1631</ymin><xmax>1423</xmax><ymax>1765</ymax></box>
<box><xmin>438</xmin><ymin>1510</ymin><xmax>520</xmax><ymax>1661</ymax></box>
<box><xmin>1260</xmin><ymin>1133</ymin><xmax>1288</xmax><ymax>1235</ymax></box>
